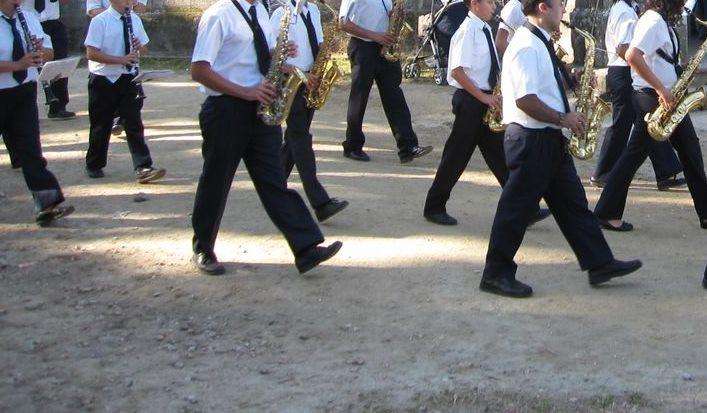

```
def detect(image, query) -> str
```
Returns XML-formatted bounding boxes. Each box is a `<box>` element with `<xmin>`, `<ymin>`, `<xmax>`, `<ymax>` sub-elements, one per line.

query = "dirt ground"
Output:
<box><xmin>0</xmin><ymin>70</ymin><xmax>705</xmax><ymax>412</ymax></box>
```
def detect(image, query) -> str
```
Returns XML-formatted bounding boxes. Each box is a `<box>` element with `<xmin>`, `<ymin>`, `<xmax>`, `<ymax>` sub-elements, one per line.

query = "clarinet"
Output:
<box><xmin>15</xmin><ymin>5</ymin><xmax>59</xmax><ymax>106</ymax></box>
<box><xmin>123</xmin><ymin>6</ymin><xmax>146</xmax><ymax>100</ymax></box>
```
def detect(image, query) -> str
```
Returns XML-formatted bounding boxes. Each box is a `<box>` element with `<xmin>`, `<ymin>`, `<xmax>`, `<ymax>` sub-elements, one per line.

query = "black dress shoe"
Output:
<box><xmin>424</xmin><ymin>211</ymin><xmax>458</xmax><ymax>225</ymax></box>
<box><xmin>295</xmin><ymin>241</ymin><xmax>343</xmax><ymax>274</ymax></box>
<box><xmin>598</xmin><ymin>219</ymin><xmax>633</xmax><ymax>232</ymax></box>
<box><xmin>192</xmin><ymin>252</ymin><xmax>225</xmax><ymax>275</ymax></box>
<box><xmin>36</xmin><ymin>204</ymin><xmax>74</xmax><ymax>227</ymax></box>
<box><xmin>315</xmin><ymin>198</ymin><xmax>349</xmax><ymax>222</ymax></box>
<box><xmin>528</xmin><ymin>208</ymin><xmax>551</xmax><ymax>226</ymax></box>
<box><xmin>588</xmin><ymin>258</ymin><xmax>642</xmax><ymax>286</ymax></box>
<box><xmin>48</xmin><ymin>109</ymin><xmax>76</xmax><ymax>120</ymax></box>
<box><xmin>343</xmin><ymin>149</ymin><xmax>370</xmax><ymax>162</ymax></box>
<box><xmin>657</xmin><ymin>176</ymin><xmax>686</xmax><ymax>191</ymax></box>
<box><xmin>589</xmin><ymin>176</ymin><xmax>605</xmax><ymax>188</ymax></box>
<box><xmin>479</xmin><ymin>277</ymin><xmax>533</xmax><ymax>298</ymax></box>
<box><xmin>701</xmin><ymin>218</ymin><xmax>707</xmax><ymax>229</ymax></box>
<box><xmin>399</xmin><ymin>145</ymin><xmax>433</xmax><ymax>163</ymax></box>
<box><xmin>86</xmin><ymin>168</ymin><xmax>104</xmax><ymax>179</ymax></box>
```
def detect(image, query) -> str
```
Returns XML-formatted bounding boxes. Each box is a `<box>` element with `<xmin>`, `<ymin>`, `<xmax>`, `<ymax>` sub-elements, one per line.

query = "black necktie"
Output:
<box><xmin>248</xmin><ymin>5</ymin><xmax>272</xmax><ymax>76</ymax></box>
<box><xmin>526</xmin><ymin>23</ymin><xmax>570</xmax><ymax>113</ymax></box>
<box><xmin>292</xmin><ymin>1</ymin><xmax>320</xmax><ymax>59</ymax></box>
<box><xmin>35</xmin><ymin>0</ymin><xmax>45</xmax><ymax>13</ymax></box>
<box><xmin>482</xmin><ymin>26</ymin><xmax>500</xmax><ymax>89</ymax></box>
<box><xmin>120</xmin><ymin>14</ymin><xmax>131</xmax><ymax>71</ymax></box>
<box><xmin>2</xmin><ymin>16</ymin><xmax>27</xmax><ymax>84</ymax></box>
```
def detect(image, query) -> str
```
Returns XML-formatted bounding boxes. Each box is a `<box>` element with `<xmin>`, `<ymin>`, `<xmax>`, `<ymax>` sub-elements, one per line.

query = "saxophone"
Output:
<box><xmin>645</xmin><ymin>18</ymin><xmax>707</xmax><ymax>141</ymax></box>
<box><xmin>482</xmin><ymin>16</ymin><xmax>505</xmax><ymax>133</ymax></box>
<box><xmin>561</xmin><ymin>21</ymin><xmax>610</xmax><ymax>160</ymax></box>
<box><xmin>305</xmin><ymin>9</ymin><xmax>343</xmax><ymax>109</ymax></box>
<box><xmin>483</xmin><ymin>82</ymin><xmax>505</xmax><ymax>132</ymax></box>
<box><xmin>381</xmin><ymin>0</ymin><xmax>412</xmax><ymax>62</ymax></box>
<box><xmin>258</xmin><ymin>0</ymin><xmax>309</xmax><ymax>126</ymax></box>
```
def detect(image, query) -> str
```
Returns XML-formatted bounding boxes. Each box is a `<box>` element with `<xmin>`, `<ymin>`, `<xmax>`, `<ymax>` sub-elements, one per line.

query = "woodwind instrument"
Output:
<box><xmin>14</xmin><ymin>5</ymin><xmax>59</xmax><ymax>106</ymax></box>
<box><xmin>123</xmin><ymin>6</ymin><xmax>145</xmax><ymax>100</ymax></box>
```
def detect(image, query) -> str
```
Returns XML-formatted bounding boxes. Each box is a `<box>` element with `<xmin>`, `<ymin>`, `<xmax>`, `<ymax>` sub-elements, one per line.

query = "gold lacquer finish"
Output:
<box><xmin>645</xmin><ymin>18</ymin><xmax>707</xmax><ymax>141</ymax></box>
<box><xmin>483</xmin><ymin>82</ymin><xmax>505</xmax><ymax>132</ymax></box>
<box><xmin>305</xmin><ymin>12</ymin><xmax>343</xmax><ymax>110</ymax></box>
<box><xmin>258</xmin><ymin>1</ymin><xmax>309</xmax><ymax>126</ymax></box>
<box><xmin>561</xmin><ymin>21</ymin><xmax>611</xmax><ymax>160</ymax></box>
<box><xmin>381</xmin><ymin>0</ymin><xmax>411</xmax><ymax>62</ymax></box>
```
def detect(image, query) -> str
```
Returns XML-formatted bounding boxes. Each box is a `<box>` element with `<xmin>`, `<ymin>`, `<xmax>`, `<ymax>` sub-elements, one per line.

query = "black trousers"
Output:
<box><xmin>483</xmin><ymin>124</ymin><xmax>613</xmax><ymax>281</ymax></box>
<box><xmin>424</xmin><ymin>89</ymin><xmax>507</xmax><ymax>214</ymax></box>
<box><xmin>40</xmin><ymin>19</ymin><xmax>70</xmax><ymax>111</ymax></box>
<box><xmin>594</xmin><ymin>66</ymin><xmax>681</xmax><ymax>182</ymax></box>
<box><xmin>281</xmin><ymin>85</ymin><xmax>331</xmax><ymax>209</ymax></box>
<box><xmin>344</xmin><ymin>37</ymin><xmax>419</xmax><ymax>156</ymax></box>
<box><xmin>595</xmin><ymin>89</ymin><xmax>707</xmax><ymax>222</ymax></box>
<box><xmin>0</xmin><ymin>82</ymin><xmax>64</xmax><ymax>211</ymax></box>
<box><xmin>191</xmin><ymin>95</ymin><xmax>324</xmax><ymax>257</ymax></box>
<box><xmin>86</xmin><ymin>74</ymin><xmax>152</xmax><ymax>171</ymax></box>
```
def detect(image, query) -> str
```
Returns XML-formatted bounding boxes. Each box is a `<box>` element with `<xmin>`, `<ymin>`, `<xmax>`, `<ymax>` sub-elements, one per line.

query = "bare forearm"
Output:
<box><xmin>191</xmin><ymin>62</ymin><xmax>249</xmax><ymax>99</ymax></box>
<box><xmin>86</xmin><ymin>47</ymin><xmax>125</xmax><ymax>65</ymax></box>
<box><xmin>616</xmin><ymin>43</ymin><xmax>629</xmax><ymax>61</ymax></box>
<box><xmin>451</xmin><ymin>67</ymin><xmax>487</xmax><ymax>101</ymax></box>
<box><xmin>627</xmin><ymin>48</ymin><xmax>665</xmax><ymax>91</ymax></box>
<box><xmin>0</xmin><ymin>61</ymin><xmax>20</xmax><ymax>73</ymax></box>
<box><xmin>339</xmin><ymin>20</ymin><xmax>382</xmax><ymax>39</ymax></box>
<box><xmin>516</xmin><ymin>94</ymin><xmax>563</xmax><ymax>125</ymax></box>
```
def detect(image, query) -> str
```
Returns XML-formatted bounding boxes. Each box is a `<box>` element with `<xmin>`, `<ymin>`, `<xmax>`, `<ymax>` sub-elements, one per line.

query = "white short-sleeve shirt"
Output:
<box><xmin>339</xmin><ymin>0</ymin><xmax>391</xmax><ymax>42</ymax></box>
<box><xmin>21</xmin><ymin>0</ymin><xmax>60</xmax><ymax>22</ymax></box>
<box><xmin>0</xmin><ymin>7</ymin><xmax>53</xmax><ymax>90</ymax></box>
<box><xmin>447</xmin><ymin>12</ymin><xmax>499</xmax><ymax>91</ymax></box>
<box><xmin>270</xmin><ymin>1</ymin><xmax>324</xmax><ymax>72</ymax></box>
<box><xmin>498</xmin><ymin>0</ymin><xmax>526</xmax><ymax>40</ymax></box>
<box><xmin>501</xmin><ymin>25</ymin><xmax>567</xmax><ymax>129</ymax></box>
<box><xmin>84</xmin><ymin>6</ymin><xmax>149</xmax><ymax>83</ymax></box>
<box><xmin>605</xmin><ymin>0</ymin><xmax>637</xmax><ymax>67</ymax></box>
<box><xmin>630</xmin><ymin>9</ymin><xmax>679</xmax><ymax>90</ymax></box>
<box><xmin>191</xmin><ymin>0</ymin><xmax>275</xmax><ymax>95</ymax></box>
<box><xmin>87</xmin><ymin>0</ymin><xmax>147</xmax><ymax>16</ymax></box>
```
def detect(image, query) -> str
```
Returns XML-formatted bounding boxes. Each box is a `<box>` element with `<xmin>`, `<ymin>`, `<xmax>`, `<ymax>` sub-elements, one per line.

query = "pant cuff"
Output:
<box><xmin>32</xmin><ymin>189</ymin><xmax>64</xmax><ymax>212</ymax></box>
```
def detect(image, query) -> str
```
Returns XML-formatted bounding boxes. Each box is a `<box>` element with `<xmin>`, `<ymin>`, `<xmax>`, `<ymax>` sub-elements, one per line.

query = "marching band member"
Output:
<box><xmin>21</xmin><ymin>0</ymin><xmax>75</xmax><ymax>119</ymax></box>
<box><xmin>594</xmin><ymin>0</ymin><xmax>707</xmax><ymax>231</ymax></box>
<box><xmin>338</xmin><ymin>0</ymin><xmax>433</xmax><ymax>163</ymax></box>
<box><xmin>422</xmin><ymin>0</ymin><xmax>549</xmax><ymax>226</ymax></box>
<box><xmin>189</xmin><ymin>0</ymin><xmax>342</xmax><ymax>275</ymax></box>
<box><xmin>270</xmin><ymin>0</ymin><xmax>349</xmax><ymax>222</ymax></box>
<box><xmin>83</xmin><ymin>0</ymin><xmax>166</xmax><ymax>183</ymax></box>
<box><xmin>480</xmin><ymin>0</ymin><xmax>641</xmax><ymax>298</ymax></box>
<box><xmin>87</xmin><ymin>0</ymin><xmax>145</xmax><ymax>18</ymax></box>
<box><xmin>1</xmin><ymin>0</ymin><xmax>73</xmax><ymax>225</ymax></box>
<box><xmin>591</xmin><ymin>0</ymin><xmax>684</xmax><ymax>190</ymax></box>
<box><xmin>495</xmin><ymin>0</ymin><xmax>525</xmax><ymax>56</ymax></box>
<box><xmin>87</xmin><ymin>0</ymin><xmax>146</xmax><ymax>137</ymax></box>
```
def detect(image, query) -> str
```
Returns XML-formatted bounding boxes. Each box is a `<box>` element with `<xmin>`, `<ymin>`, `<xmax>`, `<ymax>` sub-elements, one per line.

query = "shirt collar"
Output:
<box><xmin>529</xmin><ymin>23</ymin><xmax>551</xmax><ymax>40</ymax></box>
<box><xmin>290</xmin><ymin>0</ymin><xmax>310</xmax><ymax>16</ymax></box>
<box><xmin>1</xmin><ymin>8</ymin><xmax>16</xmax><ymax>19</ymax></box>
<box><xmin>466</xmin><ymin>10</ymin><xmax>487</xmax><ymax>29</ymax></box>
<box><xmin>236</xmin><ymin>0</ymin><xmax>258</xmax><ymax>12</ymax></box>
<box><xmin>107</xmin><ymin>6</ymin><xmax>125</xmax><ymax>20</ymax></box>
